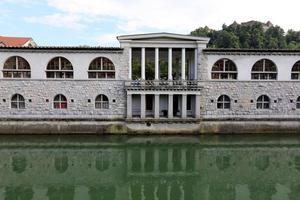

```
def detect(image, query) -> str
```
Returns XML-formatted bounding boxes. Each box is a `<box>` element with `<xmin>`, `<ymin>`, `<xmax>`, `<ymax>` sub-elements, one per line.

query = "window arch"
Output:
<box><xmin>88</xmin><ymin>57</ymin><xmax>115</xmax><ymax>79</ymax></box>
<box><xmin>296</xmin><ymin>97</ymin><xmax>300</xmax><ymax>109</ymax></box>
<box><xmin>95</xmin><ymin>94</ymin><xmax>109</xmax><ymax>109</ymax></box>
<box><xmin>11</xmin><ymin>94</ymin><xmax>25</xmax><ymax>109</ymax></box>
<box><xmin>291</xmin><ymin>61</ymin><xmax>300</xmax><ymax>80</ymax></box>
<box><xmin>257</xmin><ymin>95</ymin><xmax>270</xmax><ymax>109</ymax></box>
<box><xmin>3</xmin><ymin>56</ymin><xmax>31</xmax><ymax>78</ymax></box>
<box><xmin>46</xmin><ymin>57</ymin><xmax>73</xmax><ymax>79</ymax></box>
<box><xmin>217</xmin><ymin>95</ymin><xmax>231</xmax><ymax>109</ymax></box>
<box><xmin>251</xmin><ymin>59</ymin><xmax>277</xmax><ymax>80</ymax></box>
<box><xmin>53</xmin><ymin>94</ymin><xmax>67</xmax><ymax>109</ymax></box>
<box><xmin>211</xmin><ymin>59</ymin><xmax>237</xmax><ymax>80</ymax></box>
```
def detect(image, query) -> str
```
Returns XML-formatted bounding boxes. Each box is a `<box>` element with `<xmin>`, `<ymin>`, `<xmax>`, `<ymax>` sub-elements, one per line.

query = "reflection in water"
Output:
<box><xmin>0</xmin><ymin>135</ymin><xmax>300</xmax><ymax>200</ymax></box>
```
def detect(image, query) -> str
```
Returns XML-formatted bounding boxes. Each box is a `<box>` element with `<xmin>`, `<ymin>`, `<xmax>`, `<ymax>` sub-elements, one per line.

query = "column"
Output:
<box><xmin>129</xmin><ymin>47</ymin><xmax>132</xmax><ymax>79</ymax></box>
<box><xmin>168</xmin><ymin>48</ymin><xmax>173</xmax><ymax>80</ymax></box>
<box><xmin>154</xmin><ymin>94</ymin><xmax>160</xmax><ymax>119</ymax></box>
<box><xmin>181</xmin><ymin>48</ymin><xmax>186</xmax><ymax>80</ymax></box>
<box><xmin>195</xmin><ymin>94</ymin><xmax>201</xmax><ymax>118</ymax></box>
<box><xmin>141</xmin><ymin>48</ymin><xmax>146</xmax><ymax>80</ymax></box>
<box><xmin>182</xmin><ymin>94</ymin><xmax>187</xmax><ymax>118</ymax></box>
<box><xmin>141</xmin><ymin>94</ymin><xmax>146</xmax><ymax>118</ymax></box>
<box><xmin>155</xmin><ymin>48</ymin><xmax>159</xmax><ymax>80</ymax></box>
<box><xmin>194</xmin><ymin>48</ymin><xmax>198</xmax><ymax>80</ymax></box>
<box><xmin>168</xmin><ymin>94</ymin><xmax>173</xmax><ymax>119</ymax></box>
<box><xmin>127</xmin><ymin>94</ymin><xmax>132</xmax><ymax>118</ymax></box>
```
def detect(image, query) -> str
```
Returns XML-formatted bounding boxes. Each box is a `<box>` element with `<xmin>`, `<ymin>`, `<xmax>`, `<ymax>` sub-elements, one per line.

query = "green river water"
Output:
<box><xmin>0</xmin><ymin>134</ymin><xmax>299</xmax><ymax>200</ymax></box>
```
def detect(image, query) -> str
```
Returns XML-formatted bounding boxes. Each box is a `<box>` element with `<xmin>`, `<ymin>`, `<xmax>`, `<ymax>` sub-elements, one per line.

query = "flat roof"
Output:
<box><xmin>204</xmin><ymin>48</ymin><xmax>300</xmax><ymax>53</ymax></box>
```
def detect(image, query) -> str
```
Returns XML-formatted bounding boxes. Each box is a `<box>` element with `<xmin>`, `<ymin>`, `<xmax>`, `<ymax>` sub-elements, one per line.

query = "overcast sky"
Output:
<box><xmin>0</xmin><ymin>0</ymin><xmax>299</xmax><ymax>46</ymax></box>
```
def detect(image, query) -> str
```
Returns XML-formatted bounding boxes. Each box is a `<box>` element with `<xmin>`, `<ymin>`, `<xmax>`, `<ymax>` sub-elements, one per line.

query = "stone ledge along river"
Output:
<box><xmin>0</xmin><ymin>134</ymin><xmax>299</xmax><ymax>200</ymax></box>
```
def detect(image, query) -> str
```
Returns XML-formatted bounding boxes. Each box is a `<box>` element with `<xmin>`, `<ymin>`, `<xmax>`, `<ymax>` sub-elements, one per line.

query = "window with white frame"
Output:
<box><xmin>88</xmin><ymin>57</ymin><xmax>115</xmax><ymax>79</ymax></box>
<box><xmin>95</xmin><ymin>94</ymin><xmax>109</xmax><ymax>109</ymax></box>
<box><xmin>11</xmin><ymin>94</ymin><xmax>25</xmax><ymax>109</ymax></box>
<box><xmin>217</xmin><ymin>95</ymin><xmax>231</xmax><ymax>109</ymax></box>
<box><xmin>211</xmin><ymin>59</ymin><xmax>237</xmax><ymax>80</ymax></box>
<box><xmin>53</xmin><ymin>94</ymin><xmax>68</xmax><ymax>109</ymax></box>
<box><xmin>291</xmin><ymin>61</ymin><xmax>300</xmax><ymax>80</ymax></box>
<box><xmin>251</xmin><ymin>59</ymin><xmax>277</xmax><ymax>80</ymax></box>
<box><xmin>257</xmin><ymin>95</ymin><xmax>270</xmax><ymax>109</ymax></box>
<box><xmin>46</xmin><ymin>57</ymin><xmax>73</xmax><ymax>79</ymax></box>
<box><xmin>3</xmin><ymin>56</ymin><xmax>31</xmax><ymax>78</ymax></box>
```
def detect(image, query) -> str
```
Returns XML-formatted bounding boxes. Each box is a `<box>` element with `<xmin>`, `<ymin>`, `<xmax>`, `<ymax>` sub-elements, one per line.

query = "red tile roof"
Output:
<box><xmin>0</xmin><ymin>36</ymin><xmax>32</xmax><ymax>47</ymax></box>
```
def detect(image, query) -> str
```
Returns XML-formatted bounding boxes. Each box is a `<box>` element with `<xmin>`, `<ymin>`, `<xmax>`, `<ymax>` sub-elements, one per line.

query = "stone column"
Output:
<box><xmin>181</xmin><ymin>48</ymin><xmax>186</xmax><ymax>80</ymax></box>
<box><xmin>168</xmin><ymin>48</ymin><xmax>173</xmax><ymax>81</ymax></box>
<box><xmin>141</xmin><ymin>94</ymin><xmax>146</xmax><ymax>118</ymax></box>
<box><xmin>195</xmin><ymin>94</ymin><xmax>201</xmax><ymax>118</ymax></box>
<box><xmin>168</xmin><ymin>94</ymin><xmax>173</xmax><ymax>119</ymax></box>
<box><xmin>182</xmin><ymin>94</ymin><xmax>187</xmax><ymax>118</ymax></box>
<box><xmin>154</xmin><ymin>94</ymin><xmax>160</xmax><ymax>119</ymax></box>
<box><xmin>141</xmin><ymin>48</ymin><xmax>146</xmax><ymax>80</ymax></box>
<box><xmin>155</xmin><ymin>48</ymin><xmax>159</xmax><ymax>80</ymax></box>
<box><xmin>194</xmin><ymin>48</ymin><xmax>198</xmax><ymax>80</ymax></box>
<box><xmin>127</xmin><ymin>94</ymin><xmax>132</xmax><ymax>118</ymax></box>
<box><xmin>129</xmin><ymin>47</ymin><xmax>132</xmax><ymax>79</ymax></box>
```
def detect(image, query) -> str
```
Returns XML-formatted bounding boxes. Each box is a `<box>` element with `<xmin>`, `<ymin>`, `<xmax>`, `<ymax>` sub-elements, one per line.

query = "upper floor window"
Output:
<box><xmin>217</xmin><ymin>95</ymin><xmax>231</xmax><ymax>109</ymax></box>
<box><xmin>46</xmin><ymin>57</ymin><xmax>73</xmax><ymax>79</ymax></box>
<box><xmin>88</xmin><ymin>57</ymin><xmax>115</xmax><ymax>79</ymax></box>
<box><xmin>95</xmin><ymin>94</ymin><xmax>109</xmax><ymax>109</ymax></box>
<box><xmin>291</xmin><ymin>61</ymin><xmax>300</xmax><ymax>80</ymax></box>
<box><xmin>257</xmin><ymin>95</ymin><xmax>270</xmax><ymax>109</ymax></box>
<box><xmin>251</xmin><ymin>59</ymin><xmax>277</xmax><ymax>80</ymax></box>
<box><xmin>11</xmin><ymin>94</ymin><xmax>25</xmax><ymax>109</ymax></box>
<box><xmin>54</xmin><ymin>94</ymin><xmax>67</xmax><ymax>109</ymax></box>
<box><xmin>211</xmin><ymin>59</ymin><xmax>237</xmax><ymax>80</ymax></box>
<box><xmin>3</xmin><ymin>56</ymin><xmax>31</xmax><ymax>78</ymax></box>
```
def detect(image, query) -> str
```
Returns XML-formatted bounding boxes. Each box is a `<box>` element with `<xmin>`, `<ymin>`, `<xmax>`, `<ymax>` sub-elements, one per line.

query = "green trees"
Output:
<box><xmin>191</xmin><ymin>21</ymin><xmax>300</xmax><ymax>49</ymax></box>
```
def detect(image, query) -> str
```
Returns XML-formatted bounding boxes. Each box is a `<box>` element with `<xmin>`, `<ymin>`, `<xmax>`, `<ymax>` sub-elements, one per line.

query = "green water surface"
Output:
<box><xmin>0</xmin><ymin>134</ymin><xmax>299</xmax><ymax>200</ymax></box>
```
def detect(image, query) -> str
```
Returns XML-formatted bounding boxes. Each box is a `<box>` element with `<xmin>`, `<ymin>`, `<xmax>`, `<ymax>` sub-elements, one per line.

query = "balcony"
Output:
<box><xmin>124</xmin><ymin>80</ymin><xmax>203</xmax><ymax>91</ymax></box>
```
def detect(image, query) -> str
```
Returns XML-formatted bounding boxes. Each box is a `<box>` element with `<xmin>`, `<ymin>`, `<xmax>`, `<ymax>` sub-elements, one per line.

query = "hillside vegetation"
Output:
<box><xmin>191</xmin><ymin>21</ymin><xmax>300</xmax><ymax>49</ymax></box>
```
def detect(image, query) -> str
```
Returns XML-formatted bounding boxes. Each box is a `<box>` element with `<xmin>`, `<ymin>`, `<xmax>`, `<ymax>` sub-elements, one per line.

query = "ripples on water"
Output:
<box><xmin>0</xmin><ymin>135</ymin><xmax>299</xmax><ymax>200</ymax></box>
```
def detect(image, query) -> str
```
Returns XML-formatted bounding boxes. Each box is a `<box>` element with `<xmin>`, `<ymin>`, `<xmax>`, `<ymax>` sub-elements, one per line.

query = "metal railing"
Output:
<box><xmin>125</xmin><ymin>80</ymin><xmax>202</xmax><ymax>90</ymax></box>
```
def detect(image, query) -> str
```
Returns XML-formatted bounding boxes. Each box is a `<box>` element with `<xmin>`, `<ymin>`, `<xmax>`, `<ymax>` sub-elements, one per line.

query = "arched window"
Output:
<box><xmin>53</xmin><ymin>94</ymin><xmax>67</xmax><ymax>109</ymax></box>
<box><xmin>296</xmin><ymin>97</ymin><xmax>300</xmax><ymax>109</ymax></box>
<box><xmin>251</xmin><ymin>59</ymin><xmax>277</xmax><ymax>80</ymax></box>
<box><xmin>95</xmin><ymin>94</ymin><xmax>109</xmax><ymax>109</ymax></box>
<box><xmin>211</xmin><ymin>59</ymin><xmax>237</xmax><ymax>80</ymax></box>
<box><xmin>46</xmin><ymin>57</ymin><xmax>73</xmax><ymax>79</ymax></box>
<box><xmin>11</xmin><ymin>94</ymin><xmax>25</xmax><ymax>109</ymax></box>
<box><xmin>257</xmin><ymin>95</ymin><xmax>270</xmax><ymax>109</ymax></box>
<box><xmin>217</xmin><ymin>95</ymin><xmax>231</xmax><ymax>109</ymax></box>
<box><xmin>291</xmin><ymin>61</ymin><xmax>300</xmax><ymax>80</ymax></box>
<box><xmin>88</xmin><ymin>57</ymin><xmax>115</xmax><ymax>79</ymax></box>
<box><xmin>3</xmin><ymin>56</ymin><xmax>31</xmax><ymax>78</ymax></box>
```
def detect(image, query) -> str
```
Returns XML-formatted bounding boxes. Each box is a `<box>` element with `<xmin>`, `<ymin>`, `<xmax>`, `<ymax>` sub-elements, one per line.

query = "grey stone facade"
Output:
<box><xmin>0</xmin><ymin>80</ymin><xmax>125</xmax><ymax>119</ymax></box>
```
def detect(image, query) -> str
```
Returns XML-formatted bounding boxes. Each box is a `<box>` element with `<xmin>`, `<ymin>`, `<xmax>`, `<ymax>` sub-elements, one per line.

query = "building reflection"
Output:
<box><xmin>0</xmin><ymin>135</ymin><xmax>299</xmax><ymax>200</ymax></box>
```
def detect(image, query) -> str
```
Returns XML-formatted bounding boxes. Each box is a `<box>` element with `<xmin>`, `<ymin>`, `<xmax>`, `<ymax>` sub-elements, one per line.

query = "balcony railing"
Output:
<box><xmin>125</xmin><ymin>80</ymin><xmax>203</xmax><ymax>90</ymax></box>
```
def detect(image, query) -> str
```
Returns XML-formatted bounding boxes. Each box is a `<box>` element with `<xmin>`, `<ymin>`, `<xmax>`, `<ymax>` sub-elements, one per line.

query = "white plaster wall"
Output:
<box><xmin>0</xmin><ymin>50</ymin><xmax>126</xmax><ymax>80</ymax></box>
<box><xmin>202</xmin><ymin>54</ymin><xmax>300</xmax><ymax>81</ymax></box>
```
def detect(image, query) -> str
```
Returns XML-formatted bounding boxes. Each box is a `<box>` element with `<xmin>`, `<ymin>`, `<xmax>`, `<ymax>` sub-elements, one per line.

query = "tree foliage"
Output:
<box><xmin>191</xmin><ymin>21</ymin><xmax>300</xmax><ymax>49</ymax></box>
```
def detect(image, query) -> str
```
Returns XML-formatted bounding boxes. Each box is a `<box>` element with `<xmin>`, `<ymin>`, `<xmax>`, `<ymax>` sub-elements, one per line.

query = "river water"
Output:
<box><xmin>0</xmin><ymin>134</ymin><xmax>299</xmax><ymax>200</ymax></box>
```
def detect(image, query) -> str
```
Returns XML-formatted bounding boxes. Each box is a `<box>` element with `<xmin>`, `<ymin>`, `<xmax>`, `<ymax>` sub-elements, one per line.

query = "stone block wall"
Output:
<box><xmin>201</xmin><ymin>81</ymin><xmax>300</xmax><ymax>119</ymax></box>
<box><xmin>0</xmin><ymin>80</ymin><xmax>126</xmax><ymax>119</ymax></box>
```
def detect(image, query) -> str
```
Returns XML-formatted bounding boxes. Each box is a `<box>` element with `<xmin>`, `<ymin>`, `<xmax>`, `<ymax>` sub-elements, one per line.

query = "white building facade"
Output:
<box><xmin>1</xmin><ymin>32</ymin><xmax>300</xmax><ymax>133</ymax></box>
